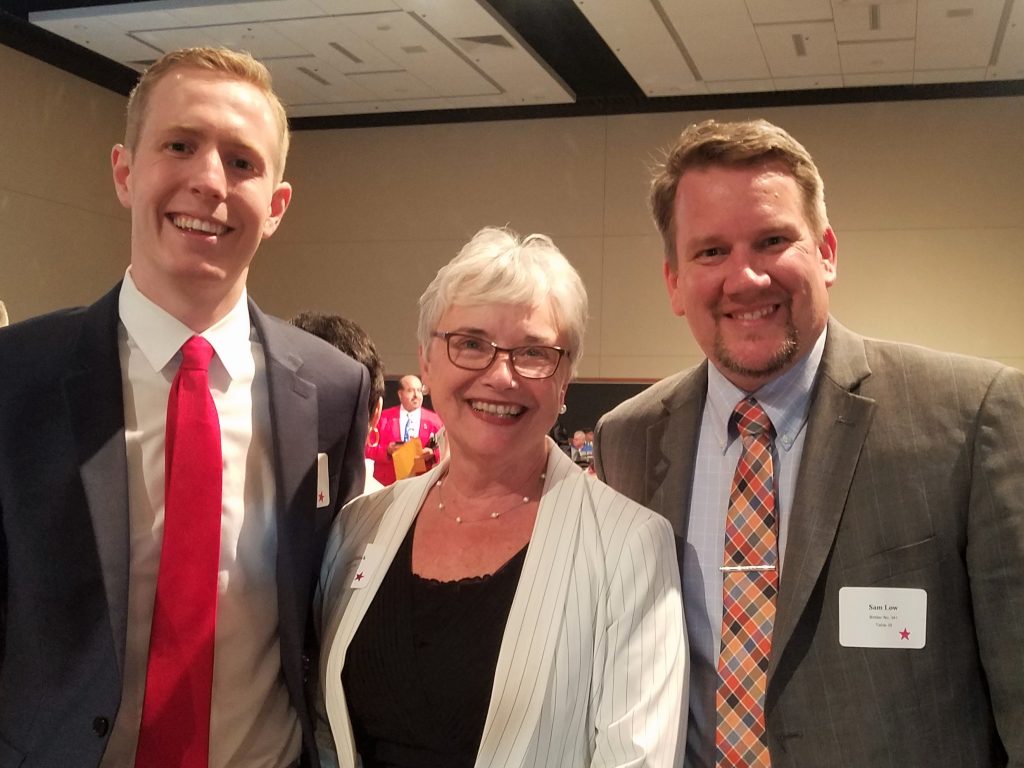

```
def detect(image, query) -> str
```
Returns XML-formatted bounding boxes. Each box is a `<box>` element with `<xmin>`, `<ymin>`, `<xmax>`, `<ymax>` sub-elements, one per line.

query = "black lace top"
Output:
<box><xmin>342</xmin><ymin>519</ymin><xmax>528</xmax><ymax>768</ymax></box>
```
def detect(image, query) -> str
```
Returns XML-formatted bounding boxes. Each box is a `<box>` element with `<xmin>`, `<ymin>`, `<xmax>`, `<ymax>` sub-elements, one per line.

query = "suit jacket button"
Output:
<box><xmin>92</xmin><ymin>716</ymin><xmax>110</xmax><ymax>737</ymax></box>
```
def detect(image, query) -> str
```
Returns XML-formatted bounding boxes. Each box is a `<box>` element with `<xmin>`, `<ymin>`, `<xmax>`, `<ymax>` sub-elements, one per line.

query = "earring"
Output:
<box><xmin>366</xmin><ymin>426</ymin><xmax>380</xmax><ymax>448</ymax></box>
<box><xmin>559</xmin><ymin>404</ymin><xmax>567</xmax><ymax>415</ymax></box>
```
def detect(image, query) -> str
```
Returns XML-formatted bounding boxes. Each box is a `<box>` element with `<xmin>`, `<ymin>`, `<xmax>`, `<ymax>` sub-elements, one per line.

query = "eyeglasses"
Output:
<box><xmin>432</xmin><ymin>331</ymin><xmax>568</xmax><ymax>379</ymax></box>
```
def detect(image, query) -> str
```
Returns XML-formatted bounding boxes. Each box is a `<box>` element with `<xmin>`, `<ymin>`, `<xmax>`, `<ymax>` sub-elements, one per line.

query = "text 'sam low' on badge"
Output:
<box><xmin>838</xmin><ymin>587</ymin><xmax>927</xmax><ymax>649</ymax></box>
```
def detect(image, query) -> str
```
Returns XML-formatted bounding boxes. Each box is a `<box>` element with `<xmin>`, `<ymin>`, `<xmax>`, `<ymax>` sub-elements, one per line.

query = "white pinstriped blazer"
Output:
<box><xmin>315</xmin><ymin>441</ymin><xmax>687</xmax><ymax>767</ymax></box>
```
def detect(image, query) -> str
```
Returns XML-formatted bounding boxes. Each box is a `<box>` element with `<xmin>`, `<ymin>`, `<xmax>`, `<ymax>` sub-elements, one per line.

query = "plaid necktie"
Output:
<box><xmin>137</xmin><ymin>337</ymin><xmax>222</xmax><ymax>768</ymax></box>
<box><xmin>716</xmin><ymin>398</ymin><xmax>777</xmax><ymax>767</ymax></box>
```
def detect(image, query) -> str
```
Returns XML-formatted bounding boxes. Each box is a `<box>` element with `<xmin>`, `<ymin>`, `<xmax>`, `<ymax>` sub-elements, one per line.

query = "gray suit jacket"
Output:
<box><xmin>595</xmin><ymin>318</ymin><xmax>1024</xmax><ymax>767</ymax></box>
<box><xmin>0</xmin><ymin>284</ymin><xmax>369</xmax><ymax>767</ymax></box>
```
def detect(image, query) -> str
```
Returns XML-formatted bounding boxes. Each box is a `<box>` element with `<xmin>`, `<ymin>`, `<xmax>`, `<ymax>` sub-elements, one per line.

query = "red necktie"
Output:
<box><xmin>716</xmin><ymin>398</ymin><xmax>777</xmax><ymax>767</ymax></box>
<box><xmin>136</xmin><ymin>336</ymin><xmax>222</xmax><ymax>768</ymax></box>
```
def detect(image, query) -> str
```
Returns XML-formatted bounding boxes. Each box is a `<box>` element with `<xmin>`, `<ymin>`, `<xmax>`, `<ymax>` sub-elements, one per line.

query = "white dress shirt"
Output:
<box><xmin>400</xmin><ymin>408</ymin><xmax>420</xmax><ymax>442</ymax></box>
<box><xmin>101</xmin><ymin>271</ymin><xmax>300</xmax><ymax>768</ymax></box>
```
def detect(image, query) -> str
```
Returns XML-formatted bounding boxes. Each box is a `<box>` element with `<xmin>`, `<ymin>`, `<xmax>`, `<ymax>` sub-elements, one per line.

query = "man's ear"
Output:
<box><xmin>819</xmin><ymin>226</ymin><xmax>838</xmax><ymax>287</ymax></box>
<box><xmin>664</xmin><ymin>260</ymin><xmax>687</xmax><ymax>317</ymax></box>
<box><xmin>261</xmin><ymin>182</ymin><xmax>293</xmax><ymax>239</ymax></box>
<box><xmin>111</xmin><ymin>144</ymin><xmax>133</xmax><ymax>209</ymax></box>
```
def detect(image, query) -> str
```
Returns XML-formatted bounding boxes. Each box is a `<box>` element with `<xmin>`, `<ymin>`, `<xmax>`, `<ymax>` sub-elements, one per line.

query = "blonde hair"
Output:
<box><xmin>651</xmin><ymin>119</ymin><xmax>828</xmax><ymax>268</ymax></box>
<box><xmin>124</xmin><ymin>47</ymin><xmax>290</xmax><ymax>181</ymax></box>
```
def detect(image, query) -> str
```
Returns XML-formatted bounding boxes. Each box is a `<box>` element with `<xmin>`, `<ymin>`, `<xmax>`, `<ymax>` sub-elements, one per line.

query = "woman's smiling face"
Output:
<box><xmin>419</xmin><ymin>302</ymin><xmax>571</xmax><ymax>466</ymax></box>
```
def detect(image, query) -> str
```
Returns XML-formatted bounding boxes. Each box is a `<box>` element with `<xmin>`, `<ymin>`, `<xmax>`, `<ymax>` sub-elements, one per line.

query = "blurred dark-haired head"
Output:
<box><xmin>291</xmin><ymin>312</ymin><xmax>385</xmax><ymax>424</ymax></box>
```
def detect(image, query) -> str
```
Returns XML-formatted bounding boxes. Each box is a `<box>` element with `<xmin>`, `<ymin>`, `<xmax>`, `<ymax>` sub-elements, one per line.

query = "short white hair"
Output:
<box><xmin>417</xmin><ymin>227</ymin><xmax>588</xmax><ymax>375</ymax></box>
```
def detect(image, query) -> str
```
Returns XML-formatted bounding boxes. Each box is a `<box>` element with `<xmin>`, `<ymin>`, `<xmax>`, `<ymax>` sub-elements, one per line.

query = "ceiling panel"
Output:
<box><xmin>27</xmin><ymin>0</ymin><xmax>574</xmax><ymax>116</ymax></box>
<box><xmin>832</xmin><ymin>0</ymin><xmax>917</xmax><ymax>41</ymax></box>
<box><xmin>568</xmin><ymin>0</ymin><xmax>700</xmax><ymax>97</ymax></box>
<box><xmin>914</xmin><ymin>66</ymin><xmax>989</xmax><ymax>83</ymax></box>
<box><xmin>273</xmin><ymin>15</ymin><xmax>407</xmax><ymax>74</ymax></box>
<box><xmin>347</xmin><ymin>69</ymin><xmax>436</xmax><ymax>99</ymax></box>
<box><xmin>662</xmin><ymin>0</ymin><xmax>772</xmax><ymax>81</ymax></box>
<box><xmin>839</xmin><ymin>39</ymin><xmax>915</xmax><ymax>73</ymax></box>
<box><xmin>341</xmin><ymin>11</ymin><xmax>494</xmax><ymax>96</ymax></box>
<box><xmin>29</xmin><ymin>16</ymin><xmax>160</xmax><ymax>61</ymax></box>
<box><xmin>774</xmin><ymin>73</ymin><xmax>844</xmax><ymax>89</ymax></box>
<box><xmin>990</xmin><ymin>0</ymin><xmax>1024</xmax><ymax>75</ymax></box>
<box><xmin>915</xmin><ymin>0</ymin><xmax>1004</xmax><ymax>70</ymax></box>
<box><xmin>705</xmin><ymin>77</ymin><xmax>776</xmax><ymax>93</ymax></box>
<box><xmin>843</xmin><ymin>69</ymin><xmax>913</xmax><ymax>86</ymax></box>
<box><xmin>757</xmin><ymin>21</ymin><xmax>841</xmax><ymax>78</ymax></box>
<box><xmin>180</xmin><ymin>22</ymin><xmax>310</xmax><ymax>58</ymax></box>
<box><xmin>745</xmin><ymin>0</ymin><xmax>833</xmax><ymax>24</ymax></box>
<box><xmin>171</xmin><ymin>0</ymin><xmax>328</xmax><ymax>25</ymax></box>
<box><xmin>131</xmin><ymin>26</ymin><xmax>222</xmax><ymax>57</ymax></box>
<box><xmin>262</xmin><ymin>57</ymin><xmax>375</xmax><ymax>107</ymax></box>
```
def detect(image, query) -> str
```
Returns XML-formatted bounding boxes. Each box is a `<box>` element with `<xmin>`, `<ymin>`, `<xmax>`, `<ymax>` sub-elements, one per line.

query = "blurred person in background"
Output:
<box><xmin>365</xmin><ymin>374</ymin><xmax>443</xmax><ymax>486</ymax></box>
<box><xmin>292</xmin><ymin>312</ymin><xmax>386</xmax><ymax>495</ymax></box>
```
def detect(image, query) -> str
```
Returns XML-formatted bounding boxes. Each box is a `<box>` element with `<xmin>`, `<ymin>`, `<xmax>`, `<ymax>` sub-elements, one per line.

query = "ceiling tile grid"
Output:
<box><xmin>575</xmin><ymin>0</ymin><xmax>1018</xmax><ymax>98</ymax></box>
<box><xmin>28</xmin><ymin>0</ymin><xmax>575</xmax><ymax>117</ymax></box>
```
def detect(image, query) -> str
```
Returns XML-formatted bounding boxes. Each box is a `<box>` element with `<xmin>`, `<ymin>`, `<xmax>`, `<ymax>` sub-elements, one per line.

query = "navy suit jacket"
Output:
<box><xmin>0</xmin><ymin>284</ymin><xmax>369</xmax><ymax>767</ymax></box>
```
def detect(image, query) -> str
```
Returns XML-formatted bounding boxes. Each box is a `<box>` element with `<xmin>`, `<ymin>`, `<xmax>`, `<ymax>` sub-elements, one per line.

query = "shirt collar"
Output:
<box><xmin>118</xmin><ymin>268</ymin><xmax>252</xmax><ymax>378</ymax></box>
<box><xmin>705</xmin><ymin>325</ymin><xmax>827</xmax><ymax>454</ymax></box>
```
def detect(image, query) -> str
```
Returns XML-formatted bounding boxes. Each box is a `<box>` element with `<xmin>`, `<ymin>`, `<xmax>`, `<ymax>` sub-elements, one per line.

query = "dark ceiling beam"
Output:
<box><xmin>0</xmin><ymin>9</ymin><xmax>138</xmax><ymax>94</ymax></box>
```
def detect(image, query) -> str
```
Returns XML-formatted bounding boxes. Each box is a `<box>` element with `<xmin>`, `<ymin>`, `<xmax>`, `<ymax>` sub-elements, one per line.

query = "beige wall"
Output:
<box><xmin>0</xmin><ymin>44</ymin><xmax>130</xmax><ymax>323</ymax></box>
<box><xmin>4</xmin><ymin>42</ymin><xmax>1022</xmax><ymax>376</ymax></box>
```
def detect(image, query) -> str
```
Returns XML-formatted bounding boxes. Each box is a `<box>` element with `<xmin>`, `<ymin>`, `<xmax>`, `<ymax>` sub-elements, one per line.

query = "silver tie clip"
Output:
<box><xmin>720</xmin><ymin>564</ymin><xmax>776</xmax><ymax>572</ymax></box>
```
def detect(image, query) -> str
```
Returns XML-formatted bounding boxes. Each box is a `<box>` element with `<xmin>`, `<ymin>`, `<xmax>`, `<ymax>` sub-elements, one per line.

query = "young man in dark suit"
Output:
<box><xmin>596</xmin><ymin>118</ymin><xmax>1023</xmax><ymax>767</ymax></box>
<box><xmin>0</xmin><ymin>47</ymin><xmax>368</xmax><ymax>767</ymax></box>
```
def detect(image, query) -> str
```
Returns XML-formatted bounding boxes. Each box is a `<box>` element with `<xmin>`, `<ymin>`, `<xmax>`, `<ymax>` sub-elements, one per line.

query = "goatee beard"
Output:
<box><xmin>715</xmin><ymin>324</ymin><xmax>799</xmax><ymax>383</ymax></box>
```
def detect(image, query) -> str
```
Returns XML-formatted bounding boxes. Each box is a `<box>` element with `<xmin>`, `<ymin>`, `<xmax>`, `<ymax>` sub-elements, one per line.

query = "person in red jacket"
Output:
<box><xmin>365</xmin><ymin>374</ymin><xmax>443</xmax><ymax>486</ymax></box>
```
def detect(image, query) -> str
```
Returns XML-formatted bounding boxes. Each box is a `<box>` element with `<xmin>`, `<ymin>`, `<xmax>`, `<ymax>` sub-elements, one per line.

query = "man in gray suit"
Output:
<box><xmin>595</xmin><ymin>118</ymin><xmax>1023</xmax><ymax>767</ymax></box>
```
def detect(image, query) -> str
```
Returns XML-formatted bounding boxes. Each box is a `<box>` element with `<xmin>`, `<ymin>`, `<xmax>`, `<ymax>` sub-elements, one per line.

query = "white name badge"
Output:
<box><xmin>839</xmin><ymin>587</ymin><xmax>926</xmax><ymax>649</ymax></box>
<box><xmin>316</xmin><ymin>453</ymin><xmax>330</xmax><ymax>509</ymax></box>
<box><xmin>350</xmin><ymin>543</ymin><xmax>383</xmax><ymax>589</ymax></box>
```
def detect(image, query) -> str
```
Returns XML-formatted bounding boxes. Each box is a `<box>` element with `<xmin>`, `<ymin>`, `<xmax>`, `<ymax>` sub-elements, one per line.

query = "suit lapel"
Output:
<box><xmin>768</xmin><ymin>320</ymin><xmax>875</xmax><ymax>684</ymax></box>
<box><xmin>477</xmin><ymin>445</ymin><xmax>585</xmax><ymax>768</ymax></box>
<box><xmin>648</xmin><ymin>364</ymin><xmax>708</xmax><ymax>540</ymax></box>
<box><xmin>251</xmin><ymin>304</ymin><xmax>321</xmax><ymax>684</ymax></box>
<box><xmin>383</xmin><ymin>409</ymin><xmax>401</xmax><ymax>444</ymax></box>
<box><xmin>323</xmin><ymin>473</ymin><xmax>435</xmax><ymax>761</ymax></box>
<box><xmin>66</xmin><ymin>285</ymin><xmax>131</xmax><ymax>672</ymax></box>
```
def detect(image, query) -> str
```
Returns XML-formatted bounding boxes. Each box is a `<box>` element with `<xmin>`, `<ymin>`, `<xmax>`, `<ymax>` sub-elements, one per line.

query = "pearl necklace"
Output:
<box><xmin>436</xmin><ymin>471</ymin><xmax>547</xmax><ymax>524</ymax></box>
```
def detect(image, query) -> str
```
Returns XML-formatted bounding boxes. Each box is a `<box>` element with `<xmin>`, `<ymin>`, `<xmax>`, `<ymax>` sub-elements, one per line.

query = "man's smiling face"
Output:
<box><xmin>664</xmin><ymin>162</ymin><xmax>837</xmax><ymax>392</ymax></box>
<box><xmin>112</xmin><ymin>66</ymin><xmax>291</xmax><ymax>319</ymax></box>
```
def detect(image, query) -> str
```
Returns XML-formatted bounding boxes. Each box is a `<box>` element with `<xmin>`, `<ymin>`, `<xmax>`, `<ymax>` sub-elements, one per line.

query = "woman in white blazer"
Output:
<box><xmin>315</xmin><ymin>227</ymin><xmax>687</xmax><ymax>767</ymax></box>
